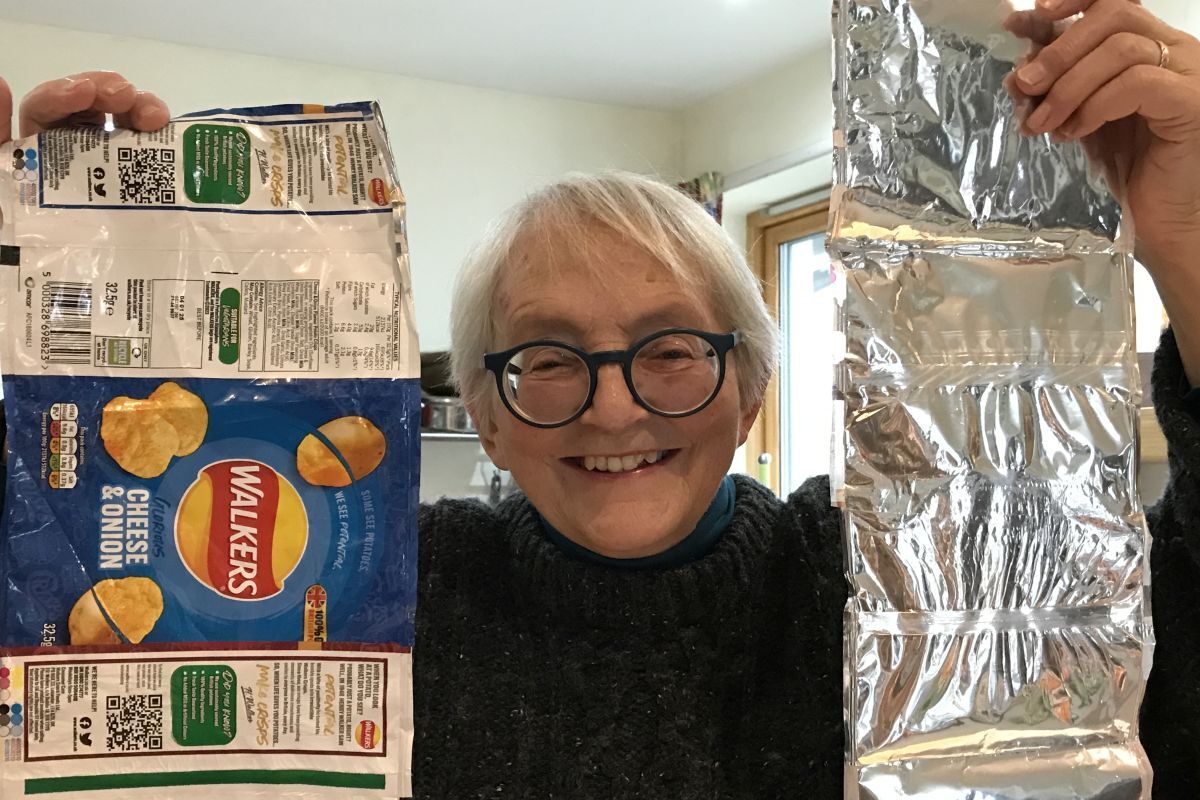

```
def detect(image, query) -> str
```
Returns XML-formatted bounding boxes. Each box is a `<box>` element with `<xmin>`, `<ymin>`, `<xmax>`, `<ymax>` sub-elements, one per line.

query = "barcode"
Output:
<box><xmin>105</xmin><ymin>694</ymin><xmax>163</xmax><ymax>751</ymax></box>
<box><xmin>117</xmin><ymin>147</ymin><xmax>176</xmax><ymax>205</ymax></box>
<box><xmin>43</xmin><ymin>281</ymin><xmax>92</xmax><ymax>365</ymax></box>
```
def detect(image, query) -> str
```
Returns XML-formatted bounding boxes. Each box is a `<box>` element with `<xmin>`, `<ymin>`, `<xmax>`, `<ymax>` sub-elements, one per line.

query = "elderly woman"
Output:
<box><xmin>5</xmin><ymin>0</ymin><xmax>1200</xmax><ymax>796</ymax></box>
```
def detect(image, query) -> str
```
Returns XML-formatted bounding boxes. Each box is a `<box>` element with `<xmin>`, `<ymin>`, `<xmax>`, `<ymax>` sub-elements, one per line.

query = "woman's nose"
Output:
<box><xmin>578</xmin><ymin>363</ymin><xmax>647</xmax><ymax>429</ymax></box>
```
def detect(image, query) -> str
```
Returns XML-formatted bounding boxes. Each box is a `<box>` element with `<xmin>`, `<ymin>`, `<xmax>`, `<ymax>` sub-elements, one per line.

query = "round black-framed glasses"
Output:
<box><xmin>482</xmin><ymin>328</ymin><xmax>741</xmax><ymax>429</ymax></box>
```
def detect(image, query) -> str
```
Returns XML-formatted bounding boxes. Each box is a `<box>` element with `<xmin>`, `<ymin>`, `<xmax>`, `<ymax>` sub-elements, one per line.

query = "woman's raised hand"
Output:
<box><xmin>1008</xmin><ymin>0</ymin><xmax>1200</xmax><ymax>383</ymax></box>
<box><xmin>1</xmin><ymin>71</ymin><xmax>169</xmax><ymax>146</ymax></box>
<box><xmin>1009</xmin><ymin>0</ymin><xmax>1200</xmax><ymax>275</ymax></box>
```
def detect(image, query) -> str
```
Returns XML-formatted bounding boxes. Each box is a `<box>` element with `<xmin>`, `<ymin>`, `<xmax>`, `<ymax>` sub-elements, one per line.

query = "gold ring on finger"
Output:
<box><xmin>1157</xmin><ymin>39</ymin><xmax>1171</xmax><ymax>70</ymax></box>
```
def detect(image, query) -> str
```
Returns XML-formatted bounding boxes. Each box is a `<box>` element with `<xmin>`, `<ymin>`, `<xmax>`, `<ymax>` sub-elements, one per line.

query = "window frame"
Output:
<box><xmin>744</xmin><ymin>199</ymin><xmax>831</xmax><ymax>493</ymax></box>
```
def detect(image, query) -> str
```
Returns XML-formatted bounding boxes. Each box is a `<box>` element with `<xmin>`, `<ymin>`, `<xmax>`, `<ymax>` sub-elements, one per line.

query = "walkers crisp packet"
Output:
<box><xmin>0</xmin><ymin>103</ymin><xmax>419</xmax><ymax>797</ymax></box>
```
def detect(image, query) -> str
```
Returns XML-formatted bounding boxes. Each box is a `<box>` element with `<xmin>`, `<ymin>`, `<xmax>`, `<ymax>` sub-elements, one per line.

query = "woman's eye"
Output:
<box><xmin>526</xmin><ymin>349</ymin><xmax>577</xmax><ymax>373</ymax></box>
<box><xmin>646</xmin><ymin>338</ymin><xmax>701</xmax><ymax>360</ymax></box>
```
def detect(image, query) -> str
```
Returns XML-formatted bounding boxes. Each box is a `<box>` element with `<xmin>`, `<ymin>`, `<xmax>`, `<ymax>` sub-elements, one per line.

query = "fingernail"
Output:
<box><xmin>1017</xmin><ymin>62</ymin><xmax>1047</xmax><ymax>85</ymax></box>
<box><xmin>102</xmin><ymin>82</ymin><xmax>132</xmax><ymax>98</ymax></box>
<box><xmin>1039</xmin><ymin>0</ymin><xmax>1063</xmax><ymax>10</ymax></box>
<box><xmin>1027</xmin><ymin>103</ymin><xmax>1052</xmax><ymax>131</ymax></box>
<box><xmin>63</xmin><ymin>78</ymin><xmax>90</xmax><ymax>94</ymax></box>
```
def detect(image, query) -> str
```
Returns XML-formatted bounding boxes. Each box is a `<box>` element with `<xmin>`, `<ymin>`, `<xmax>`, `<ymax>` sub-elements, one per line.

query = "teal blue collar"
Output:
<box><xmin>537</xmin><ymin>475</ymin><xmax>736</xmax><ymax>571</ymax></box>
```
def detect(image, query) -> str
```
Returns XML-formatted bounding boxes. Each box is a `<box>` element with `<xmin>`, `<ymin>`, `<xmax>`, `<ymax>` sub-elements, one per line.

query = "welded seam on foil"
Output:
<box><xmin>852</xmin><ymin>602</ymin><xmax>1142</xmax><ymax>636</ymax></box>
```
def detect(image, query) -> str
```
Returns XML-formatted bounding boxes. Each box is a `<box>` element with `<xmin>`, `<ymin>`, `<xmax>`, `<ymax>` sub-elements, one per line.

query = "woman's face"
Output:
<box><xmin>474</xmin><ymin>226</ymin><xmax>760</xmax><ymax>558</ymax></box>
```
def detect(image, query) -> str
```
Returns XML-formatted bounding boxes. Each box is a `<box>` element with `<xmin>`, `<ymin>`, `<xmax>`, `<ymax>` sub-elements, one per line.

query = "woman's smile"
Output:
<box><xmin>564</xmin><ymin>448</ymin><xmax>681</xmax><ymax>475</ymax></box>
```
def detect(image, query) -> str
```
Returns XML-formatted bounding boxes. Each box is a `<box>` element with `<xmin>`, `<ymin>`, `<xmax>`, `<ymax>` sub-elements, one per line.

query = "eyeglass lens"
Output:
<box><xmin>501</xmin><ymin>332</ymin><xmax>722</xmax><ymax>425</ymax></box>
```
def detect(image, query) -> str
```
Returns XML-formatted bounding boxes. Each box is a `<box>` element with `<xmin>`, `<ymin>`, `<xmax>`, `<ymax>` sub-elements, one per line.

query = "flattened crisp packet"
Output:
<box><xmin>0</xmin><ymin>103</ymin><xmax>420</xmax><ymax>798</ymax></box>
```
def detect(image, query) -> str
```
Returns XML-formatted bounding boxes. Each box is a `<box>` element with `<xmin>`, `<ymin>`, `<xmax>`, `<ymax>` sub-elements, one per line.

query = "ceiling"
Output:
<box><xmin>0</xmin><ymin>0</ymin><xmax>829</xmax><ymax>110</ymax></box>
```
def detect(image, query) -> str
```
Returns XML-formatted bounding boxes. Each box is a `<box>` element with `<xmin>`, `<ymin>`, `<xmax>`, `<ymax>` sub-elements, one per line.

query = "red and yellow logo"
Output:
<box><xmin>368</xmin><ymin>178</ymin><xmax>388</xmax><ymax>207</ymax></box>
<box><xmin>355</xmin><ymin>720</ymin><xmax>379</xmax><ymax>750</ymax></box>
<box><xmin>175</xmin><ymin>460</ymin><xmax>308</xmax><ymax>600</ymax></box>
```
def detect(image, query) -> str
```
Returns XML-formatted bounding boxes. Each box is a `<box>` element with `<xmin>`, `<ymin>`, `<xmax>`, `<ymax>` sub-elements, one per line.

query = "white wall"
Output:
<box><xmin>0</xmin><ymin>19</ymin><xmax>682</xmax><ymax>351</ymax></box>
<box><xmin>681</xmin><ymin>46</ymin><xmax>831</xmax><ymax>183</ymax></box>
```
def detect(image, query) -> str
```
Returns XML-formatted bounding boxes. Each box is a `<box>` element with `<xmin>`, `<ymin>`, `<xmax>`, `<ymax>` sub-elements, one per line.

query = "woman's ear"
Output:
<box><xmin>737</xmin><ymin>397</ymin><xmax>763</xmax><ymax>447</ymax></box>
<box><xmin>468</xmin><ymin>399</ymin><xmax>510</xmax><ymax>471</ymax></box>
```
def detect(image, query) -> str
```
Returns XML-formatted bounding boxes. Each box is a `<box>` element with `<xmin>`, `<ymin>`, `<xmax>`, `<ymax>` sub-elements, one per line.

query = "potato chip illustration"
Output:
<box><xmin>297</xmin><ymin>416</ymin><xmax>387</xmax><ymax>487</ymax></box>
<box><xmin>150</xmin><ymin>381</ymin><xmax>208</xmax><ymax>456</ymax></box>
<box><xmin>68</xmin><ymin>577</ymin><xmax>164</xmax><ymax>645</ymax></box>
<box><xmin>101</xmin><ymin>397</ymin><xmax>181</xmax><ymax>478</ymax></box>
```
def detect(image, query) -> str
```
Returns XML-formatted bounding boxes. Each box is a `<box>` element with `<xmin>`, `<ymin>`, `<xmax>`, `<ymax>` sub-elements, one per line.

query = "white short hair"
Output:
<box><xmin>450</xmin><ymin>171</ymin><xmax>780</xmax><ymax>426</ymax></box>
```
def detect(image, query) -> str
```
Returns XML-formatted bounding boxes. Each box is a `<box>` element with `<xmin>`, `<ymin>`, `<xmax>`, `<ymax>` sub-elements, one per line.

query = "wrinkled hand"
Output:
<box><xmin>0</xmin><ymin>71</ymin><xmax>169</xmax><ymax>147</ymax></box>
<box><xmin>1007</xmin><ymin>0</ymin><xmax>1200</xmax><ymax>279</ymax></box>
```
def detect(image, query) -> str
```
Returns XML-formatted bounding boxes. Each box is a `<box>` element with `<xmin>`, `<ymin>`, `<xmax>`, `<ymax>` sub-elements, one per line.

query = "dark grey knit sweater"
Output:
<box><xmin>413</xmin><ymin>330</ymin><xmax>1200</xmax><ymax>799</ymax></box>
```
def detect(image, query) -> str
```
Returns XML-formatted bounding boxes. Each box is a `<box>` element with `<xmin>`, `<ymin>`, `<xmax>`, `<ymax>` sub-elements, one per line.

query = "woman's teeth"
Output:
<box><xmin>582</xmin><ymin>451</ymin><xmax>664</xmax><ymax>473</ymax></box>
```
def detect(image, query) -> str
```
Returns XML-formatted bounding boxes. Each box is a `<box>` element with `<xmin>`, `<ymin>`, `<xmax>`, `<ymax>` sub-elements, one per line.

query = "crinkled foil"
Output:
<box><xmin>829</xmin><ymin>0</ymin><xmax>1122</xmax><ymax>249</ymax></box>
<box><xmin>828</xmin><ymin>0</ymin><xmax>1153</xmax><ymax>797</ymax></box>
<box><xmin>843</xmin><ymin>378</ymin><xmax>1144</xmax><ymax>612</ymax></box>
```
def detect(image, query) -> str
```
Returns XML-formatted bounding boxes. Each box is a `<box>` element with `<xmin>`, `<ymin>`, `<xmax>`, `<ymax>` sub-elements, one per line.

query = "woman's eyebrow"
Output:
<box><xmin>507</xmin><ymin>302</ymin><xmax>709</xmax><ymax>343</ymax></box>
<box><xmin>506</xmin><ymin>315</ymin><xmax>586</xmax><ymax>341</ymax></box>
<box><xmin>631</xmin><ymin>306</ymin><xmax>705</xmax><ymax>329</ymax></box>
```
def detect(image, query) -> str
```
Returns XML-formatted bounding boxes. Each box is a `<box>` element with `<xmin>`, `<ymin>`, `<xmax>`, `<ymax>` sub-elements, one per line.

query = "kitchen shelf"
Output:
<box><xmin>420</xmin><ymin>430</ymin><xmax>479</xmax><ymax>442</ymax></box>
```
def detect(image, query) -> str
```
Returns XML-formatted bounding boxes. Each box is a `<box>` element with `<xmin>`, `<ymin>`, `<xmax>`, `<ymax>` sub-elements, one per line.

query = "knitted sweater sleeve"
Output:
<box><xmin>1146</xmin><ymin>328</ymin><xmax>1200</xmax><ymax>562</ymax></box>
<box><xmin>412</xmin><ymin>500</ymin><xmax>445</xmax><ymax>796</ymax></box>
<box><xmin>1140</xmin><ymin>328</ymin><xmax>1200</xmax><ymax>788</ymax></box>
<box><xmin>412</xmin><ymin>497</ymin><xmax>499</xmax><ymax>799</ymax></box>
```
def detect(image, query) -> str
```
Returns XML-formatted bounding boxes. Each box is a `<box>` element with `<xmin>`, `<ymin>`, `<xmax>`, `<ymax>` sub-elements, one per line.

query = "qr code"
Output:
<box><xmin>117</xmin><ymin>147</ymin><xmax>176</xmax><ymax>205</ymax></box>
<box><xmin>105</xmin><ymin>694</ymin><xmax>163</xmax><ymax>751</ymax></box>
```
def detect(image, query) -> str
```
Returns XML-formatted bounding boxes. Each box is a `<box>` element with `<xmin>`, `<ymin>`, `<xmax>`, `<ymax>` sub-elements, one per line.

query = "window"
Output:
<box><xmin>745</xmin><ymin>199</ymin><xmax>832</xmax><ymax>495</ymax></box>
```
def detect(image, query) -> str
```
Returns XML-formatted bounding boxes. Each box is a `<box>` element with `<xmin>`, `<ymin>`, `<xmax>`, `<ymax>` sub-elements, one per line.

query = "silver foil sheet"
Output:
<box><xmin>829</xmin><ymin>0</ymin><xmax>1152</xmax><ymax>797</ymax></box>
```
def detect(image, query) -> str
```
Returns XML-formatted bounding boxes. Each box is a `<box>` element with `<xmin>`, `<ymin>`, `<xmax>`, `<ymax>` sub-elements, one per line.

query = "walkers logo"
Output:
<box><xmin>175</xmin><ymin>460</ymin><xmax>308</xmax><ymax>600</ymax></box>
<box><xmin>355</xmin><ymin>720</ymin><xmax>379</xmax><ymax>750</ymax></box>
<box><xmin>369</xmin><ymin>178</ymin><xmax>389</xmax><ymax>206</ymax></box>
